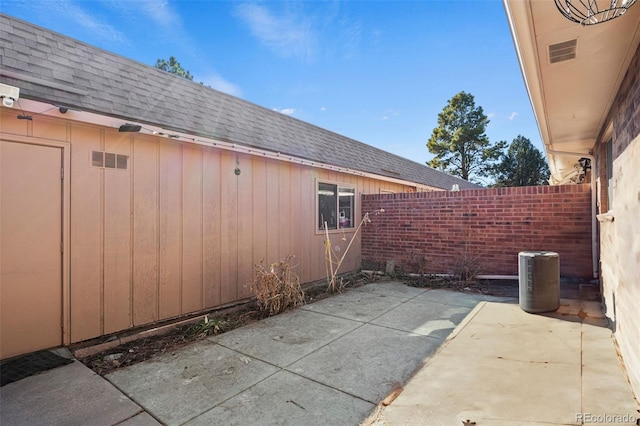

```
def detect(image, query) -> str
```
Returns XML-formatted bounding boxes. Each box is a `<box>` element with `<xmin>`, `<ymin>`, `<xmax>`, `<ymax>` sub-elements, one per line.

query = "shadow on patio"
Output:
<box><xmin>1</xmin><ymin>279</ymin><xmax>637</xmax><ymax>426</ymax></box>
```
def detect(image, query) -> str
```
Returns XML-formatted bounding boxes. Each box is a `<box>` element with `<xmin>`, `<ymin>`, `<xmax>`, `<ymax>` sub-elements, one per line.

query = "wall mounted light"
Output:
<box><xmin>119</xmin><ymin>123</ymin><xmax>142</xmax><ymax>132</ymax></box>
<box><xmin>0</xmin><ymin>83</ymin><xmax>20</xmax><ymax>108</ymax></box>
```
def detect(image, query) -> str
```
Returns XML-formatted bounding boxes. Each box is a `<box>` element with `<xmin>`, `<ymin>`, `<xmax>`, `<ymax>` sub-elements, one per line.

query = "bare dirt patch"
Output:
<box><xmin>77</xmin><ymin>274</ymin><xmax>371</xmax><ymax>376</ymax></box>
<box><xmin>404</xmin><ymin>275</ymin><xmax>519</xmax><ymax>296</ymax></box>
<box><xmin>77</xmin><ymin>274</ymin><xmax>527</xmax><ymax>376</ymax></box>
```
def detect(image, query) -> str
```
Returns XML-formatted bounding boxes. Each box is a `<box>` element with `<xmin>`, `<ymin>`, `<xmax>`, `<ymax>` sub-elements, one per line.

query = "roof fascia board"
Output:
<box><xmin>11</xmin><ymin>98</ymin><xmax>433</xmax><ymax>190</ymax></box>
<box><xmin>503</xmin><ymin>0</ymin><xmax>556</xmax><ymax>173</ymax></box>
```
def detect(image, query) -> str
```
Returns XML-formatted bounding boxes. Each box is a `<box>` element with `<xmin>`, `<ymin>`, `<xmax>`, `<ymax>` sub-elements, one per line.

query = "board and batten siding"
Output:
<box><xmin>0</xmin><ymin>111</ymin><xmax>410</xmax><ymax>344</ymax></box>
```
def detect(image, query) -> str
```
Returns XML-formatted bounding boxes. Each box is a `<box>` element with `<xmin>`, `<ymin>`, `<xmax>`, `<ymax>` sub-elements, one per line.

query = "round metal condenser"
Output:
<box><xmin>518</xmin><ymin>251</ymin><xmax>560</xmax><ymax>313</ymax></box>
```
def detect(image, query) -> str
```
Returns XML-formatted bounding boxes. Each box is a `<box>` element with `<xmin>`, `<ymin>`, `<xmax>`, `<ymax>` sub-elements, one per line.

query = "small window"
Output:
<box><xmin>317</xmin><ymin>181</ymin><xmax>355</xmax><ymax>230</ymax></box>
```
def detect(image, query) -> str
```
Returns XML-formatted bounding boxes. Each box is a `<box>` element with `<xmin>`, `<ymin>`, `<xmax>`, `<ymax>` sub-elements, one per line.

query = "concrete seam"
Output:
<box><xmin>446</xmin><ymin>301</ymin><xmax>487</xmax><ymax>342</ymax></box>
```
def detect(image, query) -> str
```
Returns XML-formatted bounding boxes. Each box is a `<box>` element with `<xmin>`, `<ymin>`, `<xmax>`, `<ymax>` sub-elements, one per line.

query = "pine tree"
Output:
<box><xmin>492</xmin><ymin>135</ymin><xmax>550</xmax><ymax>187</ymax></box>
<box><xmin>427</xmin><ymin>91</ymin><xmax>506</xmax><ymax>182</ymax></box>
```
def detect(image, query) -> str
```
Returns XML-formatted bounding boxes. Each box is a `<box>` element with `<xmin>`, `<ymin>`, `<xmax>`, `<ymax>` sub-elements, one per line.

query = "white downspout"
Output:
<box><xmin>545</xmin><ymin>148</ymin><xmax>598</xmax><ymax>279</ymax></box>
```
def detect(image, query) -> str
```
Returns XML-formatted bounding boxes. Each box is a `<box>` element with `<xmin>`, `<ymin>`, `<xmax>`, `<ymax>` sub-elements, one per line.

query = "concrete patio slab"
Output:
<box><xmin>288</xmin><ymin>323</ymin><xmax>442</xmax><ymax>403</ymax></box>
<box><xmin>105</xmin><ymin>341</ymin><xmax>279</xmax><ymax>425</ymax></box>
<box><xmin>455</xmin><ymin>302</ymin><xmax>582</xmax><ymax>363</ymax></box>
<box><xmin>2</xmin><ymin>280</ymin><xmax>636</xmax><ymax>426</ymax></box>
<box><xmin>350</xmin><ymin>281</ymin><xmax>429</xmax><ymax>298</ymax></box>
<box><xmin>0</xmin><ymin>361</ymin><xmax>143</xmax><ymax>426</ymax></box>
<box><xmin>581</xmin><ymin>300</ymin><xmax>606</xmax><ymax>319</ymax></box>
<box><xmin>370</xmin><ymin>297</ymin><xmax>472</xmax><ymax>339</ymax></box>
<box><xmin>299</xmin><ymin>288</ymin><xmax>407</xmax><ymax>322</ymax></box>
<box><xmin>185</xmin><ymin>370</ymin><xmax>374</xmax><ymax>426</ymax></box>
<box><xmin>376</xmin><ymin>301</ymin><xmax>639</xmax><ymax>426</ymax></box>
<box><xmin>555</xmin><ymin>298</ymin><xmax>583</xmax><ymax>316</ymax></box>
<box><xmin>118</xmin><ymin>412</ymin><xmax>162</xmax><ymax>425</ymax></box>
<box><xmin>208</xmin><ymin>308</ymin><xmax>360</xmax><ymax>367</ymax></box>
<box><xmin>582</xmin><ymin>323</ymin><xmax>639</xmax><ymax>424</ymax></box>
<box><xmin>417</xmin><ymin>288</ymin><xmax>516</xmax><ymax>307</ymax></box>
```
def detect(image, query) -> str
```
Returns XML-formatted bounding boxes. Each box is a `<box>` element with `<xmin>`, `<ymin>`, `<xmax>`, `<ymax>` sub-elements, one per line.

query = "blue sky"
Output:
<box><xmin>3</xmin><ymin>0</ymin><xmax>542</xmax><ymax>168</ymax></box>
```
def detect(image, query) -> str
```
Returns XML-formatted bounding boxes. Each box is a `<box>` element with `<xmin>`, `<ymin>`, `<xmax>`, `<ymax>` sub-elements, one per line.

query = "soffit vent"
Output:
<box><xmin>549</xmin><ymin>39</ymin><xmax>577</xmax><ymax>64</ymax></box>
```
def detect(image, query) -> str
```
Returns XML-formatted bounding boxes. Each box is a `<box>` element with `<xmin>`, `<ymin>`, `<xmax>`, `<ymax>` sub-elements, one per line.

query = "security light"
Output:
<box><xmin>0</xmin><ymin>83</ymin><xmax>20</xmax><ymax>108</ymax></box>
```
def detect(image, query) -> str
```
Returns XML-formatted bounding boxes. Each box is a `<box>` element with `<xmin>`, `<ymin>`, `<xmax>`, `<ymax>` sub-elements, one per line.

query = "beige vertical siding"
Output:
<box><xmin>289</xmin><ymin>164</ymin><xmax>304</xmax><ymax>282</ymax></box>
<box><xmin>33</xmin><ymin>117</ymin><xmax>67</xmax><ymax>142</ymax></box>
<box><xmin>181</xmin><ymin>144</ymin><xmax>204</xmax><ymax>313</ymax></box>
<box><xmin>103</xmin><ymin>132</ymin><xmax>132</xmax><ymax>334</ymax></box>
<box><xmin>158</xmin><ymin>140</ymin><xmax>182</xmax><ymax>319</ymax></box>
<box><xmin>219</xmin><ymin>150</ymin><xmax>239</xmax><ymax>304</ymax></box>
<box><xmin>132</xmin><ymin>136</ymin><xmax>159</xmax><ymax>325</ymax></box>
<box><xmin>237</xmin><ymin>155</ymin><xmax>254</xmax><ymax>300</ymax></box>
<box><xmin>298</xmin><ymin>167</ymin><xmax>315</xmax><ymax>278</ymax></box>
<box><xmin>69</xmin><ymin>125</ymin><xmax>103</xmax><ymax>341</ymax></box>
<box><xmin>278</xmin><ymin>165</ymin><xmax>292</xmax><ymax>260</ymax></box>
<box><xmin>252</xmin><ymin>157</ymin><xmax>269</xmax><ymax>279</ymax></box>
<box><xmin>0</xmin><ymin>111</ymin><xmax>410</xmax><ymax>344</ymax></box>
<box><xmin>203</xmin><ymin>148</ymin><xmax>222</xmax><ymax>308</ymax></box>
<box><xmin>265</xmin><ymin>160</ymin><xmax>281</xmax><ymax>264</ymax></box>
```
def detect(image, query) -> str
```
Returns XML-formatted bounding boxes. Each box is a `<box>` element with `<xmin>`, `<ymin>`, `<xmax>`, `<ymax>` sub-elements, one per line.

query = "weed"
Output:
<box><xmin>186</xmin><ymin>315</ymin><xmax>230</xmax><ymax>340</ymax></box>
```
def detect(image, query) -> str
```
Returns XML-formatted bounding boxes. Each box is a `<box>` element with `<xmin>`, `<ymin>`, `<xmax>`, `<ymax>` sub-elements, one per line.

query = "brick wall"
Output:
<box><xmin>610</xmin><ymin>42</ymin><xmax>639</xmax><ymax>156</ymax></box>
<box><xmin>361</xmin><ymin>184</ymin><xmax>592</xmax><ymax>278</ymax></box>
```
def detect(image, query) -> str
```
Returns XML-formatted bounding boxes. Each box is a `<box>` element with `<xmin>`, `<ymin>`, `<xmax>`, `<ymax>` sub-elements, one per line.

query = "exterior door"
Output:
<box><xmin>1</xmin><ymin>140</ymin><xmax>63</xmax><ymax>359</ymax></box>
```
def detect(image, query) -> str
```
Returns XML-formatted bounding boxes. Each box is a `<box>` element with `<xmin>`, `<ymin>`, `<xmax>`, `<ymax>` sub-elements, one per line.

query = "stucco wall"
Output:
<box><xmin>361</xmin><ymin>185</ymin><xmax>593</xmax><ymax>277</ymax></box>
<box><xmin>598</xmin><ymin>42</ymin><xmax>640</xmax><ymax>399</ymax></box>
<box><xmin>599</xmin><ymin>136</ymin><xmax>640</xmax><ymax>400</ymax></box>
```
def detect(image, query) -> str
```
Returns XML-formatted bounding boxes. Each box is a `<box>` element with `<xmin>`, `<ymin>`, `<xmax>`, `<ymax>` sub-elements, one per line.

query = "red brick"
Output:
<box><xmin>362</xmin><ymin>184</ymin><xmax>592</xmax><ymax>277</ymax></box>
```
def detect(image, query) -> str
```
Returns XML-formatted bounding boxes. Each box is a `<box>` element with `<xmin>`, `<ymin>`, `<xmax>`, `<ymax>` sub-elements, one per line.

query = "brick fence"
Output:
<box><xmin>361</xmin><ymin>184</ymin><xmax>592</xmax><ymax>278</ymax></box>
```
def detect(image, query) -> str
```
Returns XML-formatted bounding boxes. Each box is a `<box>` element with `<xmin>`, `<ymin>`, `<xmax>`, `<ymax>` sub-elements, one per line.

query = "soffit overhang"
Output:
<box><xmin>503</xmin><ymin>0</ymin><xmax>640</xmax><ymax>181</ymax></box>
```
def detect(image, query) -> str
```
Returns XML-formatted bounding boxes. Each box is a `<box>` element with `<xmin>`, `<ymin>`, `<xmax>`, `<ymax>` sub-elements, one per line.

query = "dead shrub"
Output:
<box><xmin>409</xmin><ymin>251</ymin><xmax>429</xmax><ymax>276</ymax></box>
<box><xmin>323</xmin><ymin>208</ymin><xmax>385</xmax><ymax>292</ymax></box>
<box><xmin>452</xmin><ymin>244</ymin><xmax>482</xmax><ymax>282</ymax></box>
<box><xmin>252</xmin><ymin>255</ymin><xmax>305</xmax><ymax>316</ymax></box>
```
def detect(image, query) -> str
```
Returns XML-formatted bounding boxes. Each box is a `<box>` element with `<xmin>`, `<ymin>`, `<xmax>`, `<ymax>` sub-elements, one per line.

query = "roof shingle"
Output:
<box><xmin>0</xmin><ymin>13</ymin><xmax>479</xmax><ymax>190</ymax></box>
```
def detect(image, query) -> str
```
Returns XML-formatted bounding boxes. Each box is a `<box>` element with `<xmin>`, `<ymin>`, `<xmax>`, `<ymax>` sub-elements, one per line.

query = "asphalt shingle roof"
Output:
<box><xmin>0</xmin><ymin>14</ymin><xmax>479</xmax><ymax>190</ymax></box>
